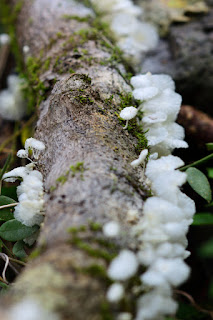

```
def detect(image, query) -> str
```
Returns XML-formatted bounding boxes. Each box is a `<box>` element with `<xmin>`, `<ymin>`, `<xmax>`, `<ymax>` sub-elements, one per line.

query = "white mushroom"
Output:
<box><xmin>119</xmin><ymin>106</ymin><xmax>138</xmax><ymax>129</ymax></box>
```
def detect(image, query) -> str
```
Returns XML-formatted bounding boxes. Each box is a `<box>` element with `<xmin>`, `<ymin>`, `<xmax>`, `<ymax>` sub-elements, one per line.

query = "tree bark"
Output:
<box><xmin>0</xmin><ymin>1</ymin><xmax>147</xmax><ymax>319</ymax></box>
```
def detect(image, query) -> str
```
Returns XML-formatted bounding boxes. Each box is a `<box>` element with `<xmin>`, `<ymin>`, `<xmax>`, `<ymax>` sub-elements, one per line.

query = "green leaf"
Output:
<box><xmin>206</xmin><ymin>201</ymin><xmax>213</xmax><ymax>208</ymax></box>
<box><xmin>207</xmin><ymin>167</ymin><xmax>213</xmax><ymax>179</ymax></box>
<box><xmin>0</xmin><ymin>154</ymin><xmax>12</xmax><ymax>181</ymax></box>
<box><xmin>199</xmin><ymin>238</ymin><xmax>213</xmax><ymax>258</ymax></box>
<box><xmin>177</xmin><ymin>302</ymin><xmax>207</xmax><ymax>320</ymax></box>
<box><xmin>209</xmin><ymin>278</ymin><xmax>213</xmax><ymax>299</ymax></box>
<box><xmin>0</xmin><ymin>195</ymin><xmax>16</xmax><ymax>221</ymax></box>
<box><xmin>0</xmin><ymin>281</ymin><xmax>9</xmax><ymax>294</ymax></box>
<box><xmin>12</xmin><ymin>241</ymin><xmax>27</xmax><ymax>258</ymax></box>
<box><xmin>186</xmin><ymin>167</ymin><xmax>212</xmax><ymax>203</ymax></box>
<box><xmin>0</xmin><ymin>239</ymin><xmax>3</xmax><ymax>252</ymax></box>
<box><xmin>206</xmin><ymin>143</ymin><xmax>213</xmax><ymax>151</ymax></box>
<box><xmin>0</xmin><ymin>219</ymin><xmax>39</xmax><ymax>241</ymax></box>
<box><xmin>192</xmin><ymin>213</ymin><xmax>213</xmax><ymax>226</ymax></box>
<box><xmin>1</xmin><ymin>186</ymin><xmax>18</xmax><ymax>201</ymax></box>
<box><xmin>0</xmin><ymin>282</ymin><xmax>8</xmax><ymax>289</ymax></box>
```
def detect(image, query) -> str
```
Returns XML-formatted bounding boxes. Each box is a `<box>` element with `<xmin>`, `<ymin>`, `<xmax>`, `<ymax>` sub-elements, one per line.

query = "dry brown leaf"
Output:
<box><xmin>138</xmin><ymin>0</ymin><xmax>209</xmax><ymax>35</ymax></box>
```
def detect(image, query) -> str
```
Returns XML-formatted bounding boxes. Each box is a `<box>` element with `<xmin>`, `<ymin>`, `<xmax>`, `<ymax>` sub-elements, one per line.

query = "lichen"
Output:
<box><xmin>15</xmin><ymin>264</ymin><xmax>67</xmax><ymax>311</ymax></box>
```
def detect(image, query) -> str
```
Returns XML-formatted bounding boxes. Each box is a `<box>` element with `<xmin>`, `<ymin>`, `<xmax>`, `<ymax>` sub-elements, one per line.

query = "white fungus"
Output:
<box><xmin>0</xmin><ymin>75</ymin><xmax>26</xmax><ymax>121</ymax></box>
<box><xmin>106</xmin><ymin>283</ymin><xmax>124</xmax><ymax>302</ymax></box>
<box><xmin>8</xmin><ymin>299</ymin><xmax>59</xmax><ymax>320</ymax></box>
<box><xmin>117</xmin><ymin>312</ymin><xmax>132</xmax><ymax>320</ymax></box>
<box><xmin>17</xmin><ymin>149</ymin><xmax>29</xmax><ymax>159</ymax></box>
<box><xmin>3</xmin><ymin>138</ymin><xmax>45</xmax><ymax>227</ymax></box>
<box><xmin>130</xmin><ymin>149</ymin><xmax>148</xmax><ymax>167</ymax></box>
<box><xmin>90</xmin><ymin>0</ymin><xmax>158</xmax><ymax>65</ymax></box>
<box><xmin>23</xmin><ymin>45</ymin><xmax>30</xmax><ymax>54</ymax></box>
<box><xmin>108</xmin><ymin>250</ymin><xmax>139</xmax><ymax>281</ymax></box>
<box><xmin>120</xmin><ymin>106</ymin><xmax>138</xmax><ymax>129</ymax></box>
<box><xmin>103</xmin><ymin>221</ymin><xmax>120</xmax><ymax>238</ymax></box>
<box><xmin>132</xmin><ymin>87</ymin><xmax>159</xmax><ymax>101</ymax></box>
<box><xmin>0</xmin><ymin>33</ymin><xmax>10</xmax><ymax>45</ymax></box>
<box><xmin>106</xmin><ymin>72</ymin><xmax>196</xmax><ymax>320</ymax></box>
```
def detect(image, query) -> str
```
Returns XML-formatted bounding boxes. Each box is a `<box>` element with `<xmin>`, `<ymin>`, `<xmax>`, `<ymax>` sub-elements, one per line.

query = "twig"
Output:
<box><xmin>0</xmin><ymin>253</ymin><xmax>24</xmax><ymax>285</ymax></box>
<box><xmin>175</xmin><ymin>289</ymin><xmax>213</xmax><ymax>318</ymax></box>
<box><xmin>0</xmin><ymin>253</ymin><xmax>9</xmax><ymax>283</ymax></box>
<box><xmin>179</xmin><ymin>153</ymin><xmax>213</xmax><ymax>171</ymax></box>
<box><xmin>0</xmin><ymin>203</ymin><xmax>18</xmax><ymax>210</ymax></box>
<box><xmin>0</xmin><ymin>275</ymin><xmax>8</xmax><ymax>285</ymax></box>
<box><xmin>8</xmin><ymin>261</ymin><xmax>19</xmax><ymax>275</ymax></box>
<box><xmin>9</xmin><ymin>257</ymin><xmax>26</xmax><ymax>267</ymax></box>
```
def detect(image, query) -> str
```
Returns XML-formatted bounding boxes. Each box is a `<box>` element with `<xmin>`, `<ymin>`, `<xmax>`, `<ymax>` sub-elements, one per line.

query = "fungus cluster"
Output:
<box><xmin>90</xmin><ymin>0</ymin><xmax>158</xmax><ymax>64</ymax></box>
<box><xmin>0</xmin><ymin>75</ymin><xmax>26</xmax><ymax>121</ymax></box>
<box><xmin>131</xmin><ymin>73</ymin><xmax>188</xmax><ymax>157</ymax></box>
<box><xmin>3</xmin><ymin>138</ymin><xmax>45</xmax><ymax>227</ymax></box>
<box><xmin>105</xmin><ymin>73</ymin><xmax>195</xmax><ymax>320</ymax></box>
<box><xmin>135</xmin><ymin>155</ymin><xmax>195</xmax><ymax>320</ymax></box>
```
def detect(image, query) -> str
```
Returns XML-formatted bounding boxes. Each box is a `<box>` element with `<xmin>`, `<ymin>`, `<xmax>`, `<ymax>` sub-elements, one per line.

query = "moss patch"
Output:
<box><xmin>115</xmin><ymin>93</ymin><xmax>149</xmax><ymax>154</ymax></box>
<box><xmin>50</xmin><ymin>162</ymin><xmax>87</xmax><ymax>192</ymax></box>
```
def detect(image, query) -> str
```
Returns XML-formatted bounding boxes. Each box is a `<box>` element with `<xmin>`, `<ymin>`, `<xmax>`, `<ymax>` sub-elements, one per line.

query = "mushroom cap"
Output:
<box><xmin>120</xmin><ymin>106</ymin><xmax>138</xmax><ymax>120</ymax></box>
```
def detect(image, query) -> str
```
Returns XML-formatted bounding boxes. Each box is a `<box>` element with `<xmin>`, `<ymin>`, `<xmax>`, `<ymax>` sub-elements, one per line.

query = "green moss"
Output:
<box><xmin>24</xmin><ymin>56</ymin><xmax>49</xmax><ymax>112</ymax></box>
<box><xmin>100</xmin><ymin>301</ymin><xmax>114</xmax><ymax>320</ymax></box>
<box><xmin>62</xmin><ymin>14</ymin><xmax>90</xmax><ymax>23</ymax></box>
<box><xmin>76</xmin><ymin>28</ymin><xmax>99</xmax><ymax>43</ymax></box>
<box><xmin>94</xmin><ymin>238</ymin><xmax>117</xmax><ymax>250</ymax></box>
<box><xmin>82</xmin><ymin>74</ymin><xmax>92</xmax><ymax>84</ymax></box>
<box><xmin>75</xmin><ymin>95</ymin><xmax>88</xmax><ymax>104</ymax></box>
<box><xmin>73</xmin><ymin>238</ymin><xmax>116</xmax><ymax>262</ymax></box>
<box><xmin>53</xmin><ymin>56</ymin><xmax>60</xmax><ymax>68</ymax></box>
<box><xmin>51</xmin><ymin>162</ymin><xmax>87</xmax><ymax>190</ymax></box>
<box><xmin>128</xmin><ymin>123</ymin><xmax>148</xmax><ymax>154</ymax></box>
<box><xmin>67</xmin><ymin>225</ymin><xmax>87</xmax><ymax>234</ymax></box>
<box><xmin>56</xmin><ymin>175</ymin><xmax>68</xmax><ymax>184</ymax></box>
<box><xmin>67</xmin><ymin>224</ymin><xmax>116</xmax><ymax>269</ymax></box>
<box><xmin>43</xmin><ymin>57</ymin><xmax>51</xmax><ymax>71</ymax></box>
<box><xmin>119</xmin><ymin>92</ymin><xmax>135</xmax><ymax>110</ymax></box>
<box><xmin>49</xmin><ymin>185</ymin><xmax>57</xmax><ymax>192</ymax></box>
<box><xmin>70</xmin><ymin>162</ymin><xmax>86</xmax><ymax>177</ymax></box>
<box><xmin>104</xmin><ymin>95</ymin><xmax>114</xmax><ymax>106</ymax></box>
<box><xmin>81</xmin><ymin>49</ymin><xmax>88</xmax><ymax>55</ymax></box>
<box><xmin>69</xmin><ymin>68</ymin><xmax>75</xmax><ymax>74</ymax></box>
<box><xmin>28</xmin><ymin>248</ymin><xmax>42</xmax><ymax>260</ymax></box>
<box><xmin>58</xmin><ymin>10</ymin><xmax>132</xmax><ymax>82</ymax></box>
<box><xmin>81</xmin><ymin>264</ymin><xmax>108</xmax><ymax>280</ymax></box>
<box><xmin>56</xmin><ymin>31</ymin><xmax>63</xmax><ymax>38</ymax></box>
<box><xmin>89</xmin><ymin>222</ymin><xmax>102</xmax><ymax>232</ymax></box>
<box><xmin>116</xmin><ymin>92</ymin><xmax>148</xmax><ymax>154</ymax></box>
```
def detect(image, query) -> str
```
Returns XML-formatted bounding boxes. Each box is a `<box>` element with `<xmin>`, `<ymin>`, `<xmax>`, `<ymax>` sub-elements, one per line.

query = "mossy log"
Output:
<box><xmin>0</xmin><ymin>0</ymin><xmax>148</xmax><ymax>319</ymax></box>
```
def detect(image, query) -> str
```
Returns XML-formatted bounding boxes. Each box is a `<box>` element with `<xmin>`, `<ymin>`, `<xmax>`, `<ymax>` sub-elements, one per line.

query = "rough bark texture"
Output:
<box><xmin>0</xmin><ymin>1</ymin><xmax>147</xmax><ymax>319</ymax></box>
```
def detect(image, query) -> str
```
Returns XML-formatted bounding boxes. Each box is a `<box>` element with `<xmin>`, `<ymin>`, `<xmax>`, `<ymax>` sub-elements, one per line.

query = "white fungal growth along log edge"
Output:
<box><xmin>108</xmin><ymin>73</ymin><xmax>196</xmax><ymax>320</ymax></box>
